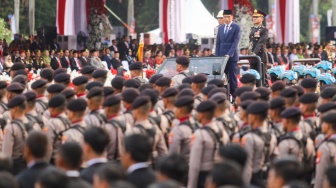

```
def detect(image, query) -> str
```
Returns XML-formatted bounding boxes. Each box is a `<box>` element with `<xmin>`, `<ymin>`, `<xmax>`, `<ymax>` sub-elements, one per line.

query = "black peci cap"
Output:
<box><xmin>223</xmin><ymin>9</ymin><xmax>233</xmax><ymax>15</ymax></box>
<box><xmin>7</xmin><ymin>95</ymin><xmax>26</xmax><ymax>108</ymax></box>
<box><xmin>67</xmin><ymin>98</ymin><xmax>87</xmax><ymax>112</ymax></box>
<box><xmin>48</xmin><ymin>94</ymin><xmax>66</xmax><ymax>108</ymax></box>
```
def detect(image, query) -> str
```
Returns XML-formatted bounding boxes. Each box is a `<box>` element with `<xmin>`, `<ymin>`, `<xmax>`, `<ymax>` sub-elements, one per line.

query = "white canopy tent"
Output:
<box><xmin>144</xmin><ymin>0</ymin><xmax>217</xmax><ymax>43</ymax></box>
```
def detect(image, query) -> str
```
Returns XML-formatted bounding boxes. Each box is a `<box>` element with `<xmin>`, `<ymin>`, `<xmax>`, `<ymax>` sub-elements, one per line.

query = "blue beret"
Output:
<box><xmin>123</xmin><ymin>79</ymin><xmax>141</xmax><ymax>89</ymax></box>
<box><xmin>49</xmin><ymin>94</ymin><xmax>66</xmax><ymax>108</ymax></box>
<box><xmin>86</xmin><ymin>81</ymin><xmax>103</xmax><ymax>91</ymax></box>
<box><xmin>54</xmin><ymin>73</ymin><xmax>70</xmax><ymax>83</ymax></box>
<box><xmin>122</xmin><ymin>88</ymin><xmax>140</xmax><ymax>103</ymax></box>
<box><xmin>31</xmin><ymin>79</ymin><xmax>47</xmax><ymax>89</ymax></box>
<box><xmin>174</xmin><ymin>96</ymin><xmax>194</xmax><ymax>107</ymax></box>
<box><xmin>132</xmin><ymin>96</ymin><xmax>150</xmax><ymax>109</ymax></box>
<box><xmin>61</xmin><ymin>89</ymin><xmax>76</xmax><ymax>99</ymax></box>
<box><xmin>176</xmin><ymin>56</ymin><xmax>190</xmax><ymax>66</ymax></box>
<box><xmin>240</xmin><ymin>91</ymin><xmax>261</xmax><ymax>101</ymax></box>
<box><xmin>246</xmin><ymin>101</ymin><xmax>269</xmax><ymax>114</ymax></box>
<box><xmin>271</xmin><ymin>80</ymin><xmax>286</xmax><ymax>92</ymax></box>
<box><xmin>192</xmin><ymin>74</ymin><xmax>207</xmax><ymax>84</ymax></box>
<box><xmin>7</xmin><ymin>95</ymin><xmax>26</xmax><ymax>108</ymax></box>
<box><xmin>47</xmin><ymin>84</ymin><xmax>65</xmax><ymax>93</ymax></box>
<box><xmin>239</xmin><ymin>73</ymin><xmax>256</xmax><ymax>83</ymax></box>
<box><xmin>23</xmin><ymin>91</ymin><xmax>37</xmax><ymax>101</ymax></box>
<box><xmin>318</xmin><ymin>102</ymin><xmax>336</xmax><ymax>113</ymax></box>
<box><xmin>269</xmin><ymin>97</ymin><xmax>285</xmax><ymax>109</ymax></box>
<box><xmin>129</xmin><ymin>62</ymin><xmax>143</xmax><ymax>70</ymax></box>
<box><xmin>67</xmin><ymin>98</ymin><xmax>87</xmax><ymax>112</ymax></box>
<box><xmin>149</xmin><ymin>74</ymin><xmax>163</xmax><ymax>84</ymax></box>
<box><xmin>7</xmin><ymin>83</ymin><xmax>24</xmax><ymax>93</ymax></box>
<box><xmin>103</xmin><ymin>95</ymin><xmax>121</xmax><ymax>107</ymax></box>
<box><xmin>299</xmin><ymin>93</ymin><xmax>319</xmax><ymax>104</ymax></box>
<box><xmin>322</xmin><ymin>110</ymin><xmax>336</xmax><ymax>123</ymax></box>
<box><xmin>73</xmin><ymin>76</ymin><xmax>89</xmax><ymax>86</ymax></box>
<box><xmin>196</xmin><ymin>100</ymin><xmax>216</xmax><ymax>113</ymax></box>
<box><xmin>280</xmin><ymin>88</ymin><xmax>297</xmax><ymax>98</ymax></box>
<box><xmin>162</xmin><ymin>88</ymin><xmax>178</xmax><ymax>98</ymax></box>
<box><xmin>111</xmin><ymin>76</ymin><xmax>125</xmax><ymax>90</ymax></box>
<box><xmin>155</xmin><ymin>77</ymin><xmax>171</xmax><ymax>87</ymax></box>
<box><xmin>301</xmin><ymin>78</ymin><xmax>317</xmax><ymax>89</ymax></box>
<box><xmin>80</xmin><ymin>65</ymin><xmax>95</xmax><ymax>74</ymax></box>
<box><xmin>281</xmin><ymin>107</ymin><xmax>301</xmax><ymax>118</ymax></box>
<box><xmin>86</xmin><ymin>87</ymin><xmax>103</xmax><ymax>98</ymax></box>
<box><xmin>92</xmin><ymin>69</ymin><xmax>108</xmax><ymax>78</ymax></box>
<box><xmin>208</xmin><ymin>78</ymin><xmax>224</xmax><ymax>87</ymax></box>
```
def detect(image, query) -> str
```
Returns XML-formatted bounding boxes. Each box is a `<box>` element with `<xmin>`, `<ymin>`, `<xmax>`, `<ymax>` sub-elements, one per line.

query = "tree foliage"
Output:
<box><xmin>0</xmin><ymin>18</ymin><xmax>12</xmax><ymax>42</ymax></box>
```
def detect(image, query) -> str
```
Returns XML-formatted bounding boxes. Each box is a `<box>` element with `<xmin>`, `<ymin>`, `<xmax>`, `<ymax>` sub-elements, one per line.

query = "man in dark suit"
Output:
<box><xmin>117</xmin><ymin>36</ymin><xmax>129</xmax><ymax>60</ymax></box>
<box><xmin>16</xmin><ymin>131</ymin><xmax>53</xmax><ymax>188</ymax></box>
<box><xmin>109</xmin><ymin>39</ymin><xmax>119</xmax><ymax>53</ymax></box>
<box><xmin>121</xmin><ymin>134</ymin><xmax>155</xmax><ymax>188</ymax></box>
<box><xmin>80</xmin><ymin>127</ymin><xmax>109</xmax><ymax>184</ymax></box>
<box><xmin>79</xmin><ymin>49</ymin><xmax>90</xmax><ymax>67</ymax></box>
<box><xmin>50</xmin><ymin>50</ymin><xmax>62</xmax><ymax>70</ymax></box>
<box><xmin>56</xmin><ymin>142</ymin><xmax>91</xmax><ymax>188</ymax></box>
<box><xmin>215</xmin><ymin>9</ymin><xmax>241</xmax><ymax>98</ymax></box>
<box><xmin>130</xmin><ymin>39</ymin><xmax>138</xmax><ymax>57</ymax></box>
<box><xmin>101</xmin><ymin>48</ymin><xmax>113</xmax><ymax>69</ymax></box>
<box><xmin>93</xmin><ymin>163</ymin><xmax>127</xmax><ymax>187</ymax></box>
<box><xmin>70</xmin><ymin>50</ymin><xmax>80</xmax><ymax>71</ymax></box>
<box><xmin>61</xmin><ymin>50</ymin><xmax>71</xmax><ymax>68</ymax></box>
<box><xmin>111</xmin><ymin>52</ymin><xmax>123</xmax><ymax>69</ymax></box>
<box><xmin>165</xmin><ymin>39</ymin><xmax>175</xmax><ymax>57</ymax></box>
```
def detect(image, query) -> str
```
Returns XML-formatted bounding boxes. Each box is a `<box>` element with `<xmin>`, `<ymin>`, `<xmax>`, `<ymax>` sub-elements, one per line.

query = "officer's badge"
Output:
<box><xmin>254</xmin><ymin>31</ymin><xmax>260</xmax><ymax>38</ymax></box>
<box><xmin>168</xmin><ymin>133</ymin><xmax>174</xmax><ymax>144</ymax></box>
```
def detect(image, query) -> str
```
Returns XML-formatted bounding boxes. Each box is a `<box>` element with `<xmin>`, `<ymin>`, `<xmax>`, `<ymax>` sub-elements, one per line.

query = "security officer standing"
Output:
<box><xmin>129</xmin><ymin>62</ymin><xmax>148</xmax><ymax>84</ymax></box>
<box><xmin>172</xmin><ymin>56</ymin><xmax>193</xmax><ymax>87</ymax></box>
<box><xmin>46</xmin><ymin>94</ymin><xmax>71</xmax><ymax>164</ymax></box>
<box><xmin>102</xmin><ymin>95</ymin><xmax>125</xmax><ymax>161</ymax></box>
<box><xmin>126</xmin><ymin>96</ymin><xmax>168</xmax><ymax>162</ymax></box>
<box><xmin>169</xmin><ymin>95</ymin><xmax>195</xmax><ymax>163</ymax></box>
<box><xmin>2</xmin><ymin>95</ymin><xmax>29</xmax><ymax>174</ymax></box>
<box><xmin>84</xmin><ymin>87</ymin><xmax>107</xmax><ymax>128</ymax></box>
<box><xmin>212</xmin><ymin>10</ymin><xmax>224</xmax><ymax>55</ymax></box>
<box><xmin>315</xmin><ymin>110</ymin><xmax>336</xmax><ymax>188</ymax></box>
<box><xmin>188</xmin><ymin>100</ymin><xmax>228</xmax><ymax>188</ymax></box>
<box><xmin>249</xmin><ymin>9</ymin><xmax>269</xmax><ymax>86</ymax></box>
<box><xmin>61</xmin><ymin>98</ymin><xmax>87</xmax><ymax>144</ymax></box>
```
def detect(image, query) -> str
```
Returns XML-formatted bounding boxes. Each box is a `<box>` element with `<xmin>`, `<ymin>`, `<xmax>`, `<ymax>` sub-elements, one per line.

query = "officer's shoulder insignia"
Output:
<box><xmin>232</xmin><ymin>136</ymin><xmax>240</xmax><ymax>143</ymax></box>
<box><xmin>190</xmin><ymin>134</ymin><xmax>195</xmax><ymax>144</ymax></box>
<box><xmin>61</xmin><ymin>135</ymin><xmax>68</xmax><ymax>144</ymax></box>
<box><xmin>43</xmin><ymin>127</ymin><xmax>48</xmax><ymax>133</ymax></box>
<box><xmin>316</xmin><ymin>150</ymin><xmax>322</xmax><ymax>164</ymax></box>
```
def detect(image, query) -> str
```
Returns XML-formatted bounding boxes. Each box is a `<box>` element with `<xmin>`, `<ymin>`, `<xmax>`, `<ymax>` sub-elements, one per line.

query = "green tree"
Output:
<box><xmin>0</xmin><ymin>18</ymin><xmax>12</xmax><ymax>42</ymax></box>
